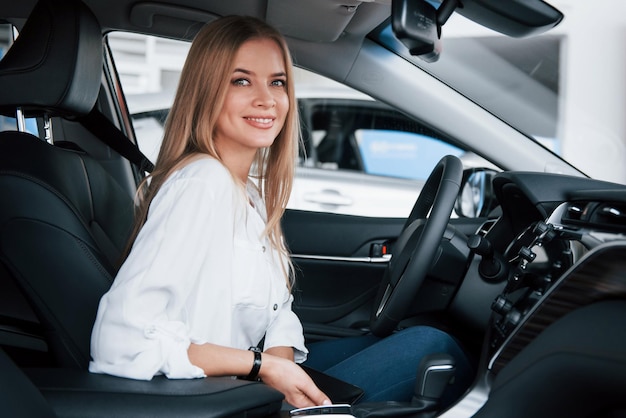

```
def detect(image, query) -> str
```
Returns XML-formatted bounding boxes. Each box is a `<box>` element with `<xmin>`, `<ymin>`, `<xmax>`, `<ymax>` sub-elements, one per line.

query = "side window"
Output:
<box><xmin>0</xmin><ymin>23</ymin><xmax>38</xmax><ymax>135</ymax></box>
<box><xmin>356</xmin><ymin>130</ymin><xmax>463</xmax><ymax>180</ymax></box>
<box><xmin>299</xmin><ymin>98</ymin><xmax>464</xmax><ymax>180</ymax></box>
<box><xmin>107</xmin><ymin>32</ymin><xmax>186</xmax><ymax>163</ymax></box>
<box><xmin>293</xmin><ymin>91</ymin><xmax>479</xmax><ymax>217</ymax></box>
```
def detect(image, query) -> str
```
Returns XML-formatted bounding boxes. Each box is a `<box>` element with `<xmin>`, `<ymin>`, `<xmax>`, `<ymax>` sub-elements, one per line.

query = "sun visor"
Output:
<box><xmin>129</xmin><ymin>2</ymin><xmax>220</xmax><ymax>40</ymax></box>
<box><xmin>267</xmin><ymin>0</ymin><xmax>366</xmax><ymax>42</ymax></box>
<box><xmin>451</xmin><ymin>0</ymin><xmax>563</xmax><ymax>38</ymax></box>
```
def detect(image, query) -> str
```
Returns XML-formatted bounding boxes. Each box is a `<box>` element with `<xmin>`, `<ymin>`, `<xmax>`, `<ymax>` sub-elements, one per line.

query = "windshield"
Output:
<box><xmin>372</xmin><ymin>0</ymin><xmax>626</xmax><ymax>185</ymax></box>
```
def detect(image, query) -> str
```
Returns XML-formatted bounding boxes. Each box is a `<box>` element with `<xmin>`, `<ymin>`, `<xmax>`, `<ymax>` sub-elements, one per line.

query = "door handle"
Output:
<box><xmin>303</xmin><ymin>189</ymin><xmax>353</xmax><ymax>207</ymax></box>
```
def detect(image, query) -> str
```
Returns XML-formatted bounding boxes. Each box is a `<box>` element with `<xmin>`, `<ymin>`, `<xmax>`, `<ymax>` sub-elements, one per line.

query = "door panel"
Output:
<box><xmin>283</xmin><ymin>209</ymin><xmax>489</xmax><ymax>341</ymax></box>
<box><xmin>292</xmin><ymin>258</ymin><xmax>385</xmax><ymax>340</ymax></box>
<box><xmin>283</xmin><ymin>210</ymin><xmax>403</xmax><ymax>257</ymax></box>
<box><xmin>283</xmin><ymin>210</ymin><xmax>403</xmax><ymax>340</ymax></box>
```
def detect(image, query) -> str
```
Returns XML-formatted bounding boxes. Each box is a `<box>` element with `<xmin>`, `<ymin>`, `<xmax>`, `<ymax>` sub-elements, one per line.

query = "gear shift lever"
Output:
<box><xmin>350</xmin><ymin>353</ymin><xmax>456</xmax><ymax>418</ymax></box>
<box><xmin>412</xmin><ymin>353</ymin><xmax>456</xmax><ymax>409</ymax></box>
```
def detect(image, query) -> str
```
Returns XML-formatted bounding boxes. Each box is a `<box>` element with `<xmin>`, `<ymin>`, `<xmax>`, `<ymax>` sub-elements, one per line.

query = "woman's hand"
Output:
<box><xmin>188</xmin><ymin>343</ymin><xmax>330</xmax><ymax>408</ymax></box>
<box><xmin>259</xmin><ymin>352</ymin><xmax>331</xmax><ymax>408</ymax></box>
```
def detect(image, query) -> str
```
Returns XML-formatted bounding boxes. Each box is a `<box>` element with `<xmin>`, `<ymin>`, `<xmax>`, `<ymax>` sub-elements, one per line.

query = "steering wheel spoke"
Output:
<box><xmin>374</xmin><ymin>283</ymin><xmax>393</xmax><ymax>318</ymax></box>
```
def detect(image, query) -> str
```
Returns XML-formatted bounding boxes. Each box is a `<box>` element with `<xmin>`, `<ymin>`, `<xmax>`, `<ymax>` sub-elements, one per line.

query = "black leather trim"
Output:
<box><xmin>27</xmin><ymin>369</ymin><xmax>284</xmax><ymax>418</ymax></box>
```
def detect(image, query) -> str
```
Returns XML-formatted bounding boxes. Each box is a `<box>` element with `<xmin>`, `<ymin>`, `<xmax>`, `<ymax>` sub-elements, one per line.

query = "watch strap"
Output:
<box><xmin>241</xmin><ymin>346</ymin><xmax>262</xmax><ymax>381</ymax></box>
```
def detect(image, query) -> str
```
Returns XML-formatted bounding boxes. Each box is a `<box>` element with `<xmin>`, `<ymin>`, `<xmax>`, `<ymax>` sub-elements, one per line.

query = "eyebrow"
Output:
<box><xmin>233</xmin><ymin>68</ymin><xmax>287</xmax><ymax>78</ymax></box>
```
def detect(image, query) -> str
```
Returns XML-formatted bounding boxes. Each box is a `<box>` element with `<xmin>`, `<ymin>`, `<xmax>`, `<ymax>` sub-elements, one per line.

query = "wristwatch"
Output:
<box><xmin>240</xmin><ymin>346</ymin><xmax>262</xmax><ymax>381</ymax></box>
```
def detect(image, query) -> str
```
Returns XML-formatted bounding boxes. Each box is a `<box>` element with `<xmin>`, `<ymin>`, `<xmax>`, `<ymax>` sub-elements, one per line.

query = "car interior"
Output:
<box><xmin>1</xmin><ymin>0</ymin><xmax>626</xmax><ymax>417</ymax></box>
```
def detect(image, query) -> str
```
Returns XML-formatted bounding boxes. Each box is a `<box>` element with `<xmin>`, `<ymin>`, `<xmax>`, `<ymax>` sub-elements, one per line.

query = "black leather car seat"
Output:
<box><xmin>0</xmin><ymin>132</ymin><xmax>134</xmax><ymax>367</ymax></box>
<box><xmin>0</xmin><ymin>0</ymin><xmax>132</xmax><ymax>369</ymax></box>
<box><xmin>0</xmin><ymin>0</ymin><xmax>284</xmax><ymax>416</ymax></box>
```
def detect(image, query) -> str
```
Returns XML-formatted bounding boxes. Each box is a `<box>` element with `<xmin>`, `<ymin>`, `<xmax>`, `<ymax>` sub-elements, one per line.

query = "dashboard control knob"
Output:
<box><xmin>468</xmin><ymin>234</ymin><xmax>508</xmax><ymax>283</ymax></box>
<box><xmin>467</xmin><ymin>234</ymin><xmax>493</xmax><ymax>257</ymax></box>
<box><xmin>492</xmin><ymin>295</ymin><xmax>513</xmax><ymax>315</ymax></box>
<box><xmin>533</xmin><ymin>221</ymin><xmax>557</xmax><ymax>242</ymax></box>
<box><xmin>519</xmin><ymin>246</ymin><xmax>536</xmax><ymax>262</ymax></box>
<box><xmin>503</xmin><ymin>308</ymin><xmax>522</xmax><ymax>329</ymax></box>
<box><xmin>533</xmin><ymin>221</ymin><xmax>549</xmax><ymax>235</ymax></box>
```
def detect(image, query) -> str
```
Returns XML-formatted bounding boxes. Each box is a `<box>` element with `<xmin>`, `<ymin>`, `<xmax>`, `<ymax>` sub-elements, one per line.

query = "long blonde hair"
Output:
<box><xmin>124</xmin><ymin>16</ymin><xmax>299</xmax><ymax>285</ymax></box>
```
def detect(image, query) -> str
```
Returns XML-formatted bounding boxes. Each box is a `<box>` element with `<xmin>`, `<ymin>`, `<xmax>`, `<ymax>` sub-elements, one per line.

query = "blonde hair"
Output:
<box><xmin>124</xmin><ymin>16</ymin><xmax>299</xmax><ymax>286</ymax></box>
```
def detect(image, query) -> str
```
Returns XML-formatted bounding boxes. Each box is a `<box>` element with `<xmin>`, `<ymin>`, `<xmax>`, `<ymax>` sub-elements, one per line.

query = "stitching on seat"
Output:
<box><xmin>75</xmin><ymin>237</ymin><xmax>115</xmax><ymax>282</ymax></box>
<box><xmin>0</xmin><ymin>217</ymin><xmax>114</xmax><ymax>281</ymax></box>
<box><xmin>76</xmin><ymin>155</ymin><xmax>95</xmax><ymax>222</ymax></box>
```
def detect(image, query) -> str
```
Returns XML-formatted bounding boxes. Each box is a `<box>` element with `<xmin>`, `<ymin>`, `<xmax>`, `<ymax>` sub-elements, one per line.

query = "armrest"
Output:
<box><xmin>26</xmin><ymin>368</ymin><xmax>284</xmax><ymax>418</ymax></box>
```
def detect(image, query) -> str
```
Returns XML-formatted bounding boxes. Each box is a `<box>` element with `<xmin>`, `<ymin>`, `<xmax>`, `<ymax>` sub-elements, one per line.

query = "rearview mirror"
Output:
<box><xmin>391</xmin><ymin>0</ymin><xmax>441</xmax><ymax>62</ymax></box>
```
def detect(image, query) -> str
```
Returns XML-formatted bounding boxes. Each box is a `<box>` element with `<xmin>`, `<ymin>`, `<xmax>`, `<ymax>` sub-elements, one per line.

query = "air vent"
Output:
<box><xmin>561</xmin><ymin>201</ymin><xmax>626</xmax><ymax>232</ymax></box>
<box><xmin>565</xmin><ymin>203</ymin><xmax>585</xmax><ymax>221</ymax></box>
<box><xmin>588</xmin><ymin>202</ymin><xmax>626</xmax><ymax>232</ymax></box>
<box><xmin>476</xmin><ymin>219</ymin><xmax>497</xmax><ymax>236</ymax></box>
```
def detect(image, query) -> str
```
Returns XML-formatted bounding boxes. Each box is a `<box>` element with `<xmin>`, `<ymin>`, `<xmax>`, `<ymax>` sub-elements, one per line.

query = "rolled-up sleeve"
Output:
<box><xmin>89</xmin><ymin>160</ymin><xmax>238</xmax><ymax>380</ymax></box>
<box><xmin>264</xmin><ymin>292</ymin><xmax>309</xmax><ymax>363</ymax></box>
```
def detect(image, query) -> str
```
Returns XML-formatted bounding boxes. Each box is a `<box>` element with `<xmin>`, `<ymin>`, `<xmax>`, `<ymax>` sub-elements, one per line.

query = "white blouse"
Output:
<box><xmin>89</xmin><ymin>157</ymin><xmax>307</xmax><ymax>380</ymax></box>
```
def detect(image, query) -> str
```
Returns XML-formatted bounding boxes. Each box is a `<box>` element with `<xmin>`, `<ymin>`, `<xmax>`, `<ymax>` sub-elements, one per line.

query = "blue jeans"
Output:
<box><xmin>304</xmin><ymin>326</ymin><xmax>473</xmax><ymax>405</ymax></box>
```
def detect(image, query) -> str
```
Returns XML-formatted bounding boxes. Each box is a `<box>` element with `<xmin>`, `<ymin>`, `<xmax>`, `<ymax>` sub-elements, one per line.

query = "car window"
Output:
<box><xmin>356</xmin><ymin>130</ymin><xmax>463</xmax><ymax>180</ymax></box>
<box><xmin>0</xmin><ymin>23</ymin><xmax>38</xmax><ymax>136</ymax></box>
<box><xmin>299</xmin><ymin>96</ymin><xmax>465</xmax><ymax>181</ymax></box>
<box><xmin>108</xmin><ymin>31</ymin><xmax>495</xmax><ymax>218</ymax></box>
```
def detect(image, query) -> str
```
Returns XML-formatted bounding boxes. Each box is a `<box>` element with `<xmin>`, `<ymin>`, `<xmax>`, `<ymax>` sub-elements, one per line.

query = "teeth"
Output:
<box><xmin>247</xmin><ymin>117</ymin><xmax>272</xmax><ymax>123</ymax></box>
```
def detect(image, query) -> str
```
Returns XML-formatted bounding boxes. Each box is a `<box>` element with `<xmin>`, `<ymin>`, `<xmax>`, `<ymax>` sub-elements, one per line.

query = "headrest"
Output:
<box><xmin>0</xmin><ymin>0</ymin><xmax>102</xmax><ymax>118</ymax></box>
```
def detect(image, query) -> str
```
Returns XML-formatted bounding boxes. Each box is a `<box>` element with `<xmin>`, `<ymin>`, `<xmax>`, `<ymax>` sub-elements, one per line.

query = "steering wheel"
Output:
<box><xmin>370</xmin><ymin>155</ymin><xmax>463</xmax><ymax>337</ymax></box>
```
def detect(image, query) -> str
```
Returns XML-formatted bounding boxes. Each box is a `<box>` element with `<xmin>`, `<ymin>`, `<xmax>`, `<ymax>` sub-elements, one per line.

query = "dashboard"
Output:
<box><xmin>486</xmin><ymin>172</ymin><xmax>626</xmax><ymax>369</ymax></box>
<box><xmin>444</xmin><ymin>171</ymin><xmax>626</xmax><ymax>417</ymax></box>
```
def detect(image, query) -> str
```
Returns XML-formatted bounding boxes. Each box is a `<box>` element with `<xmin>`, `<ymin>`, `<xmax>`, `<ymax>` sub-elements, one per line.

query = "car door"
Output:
<box><xmin>284</xmin><ymin>210</ymin><xmax>402</xmax><ymax>341</ymax></box>
<box><xmin>283</xmin><ymin>208</ymin><xmax>491</xmax><ymax>342</ymax></box>
<box><xmin>283</xmin><ymin>93</ymin><xmax>495</xmax><ymax>341</ymax></box>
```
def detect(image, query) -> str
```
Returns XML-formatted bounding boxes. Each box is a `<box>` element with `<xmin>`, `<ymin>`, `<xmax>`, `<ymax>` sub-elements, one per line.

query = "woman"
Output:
<box><xmin>89</xmin><ymin>15</ymin><xmax>472</xmax><ymax>409</ymax></box>
<box><xmin>89</xmin><ymin>15</ymin><xmax>330</xmax><ymax>408</ymax></box>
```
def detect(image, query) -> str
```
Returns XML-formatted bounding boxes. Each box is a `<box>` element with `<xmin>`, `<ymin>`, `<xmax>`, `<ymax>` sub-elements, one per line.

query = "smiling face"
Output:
<box><xmin>213</xmin><ymin>37</ymin><xmax>289</xmax><ymax>173</ymax></box>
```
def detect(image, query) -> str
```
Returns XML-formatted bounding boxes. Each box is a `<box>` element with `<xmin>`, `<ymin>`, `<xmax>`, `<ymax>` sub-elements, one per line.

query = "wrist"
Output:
<box><xmin>256</xmin><ymin>351</ymin><xmax>281</xmax><ymax>381</ymax></box>
<box><xmin>239</xmin><ymin>346</ymin><xmax>262</xmax><ymax>381</ymax></box>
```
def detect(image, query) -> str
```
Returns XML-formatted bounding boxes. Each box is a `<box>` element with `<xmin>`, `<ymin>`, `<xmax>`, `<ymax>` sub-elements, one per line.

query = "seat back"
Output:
<box><xmin>0</xmin><ymin>0</ymin><xmax>135</xmax><ymax>368</ymax></box>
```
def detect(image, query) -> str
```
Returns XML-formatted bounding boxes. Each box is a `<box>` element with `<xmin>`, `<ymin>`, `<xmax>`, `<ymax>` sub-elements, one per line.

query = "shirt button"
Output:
<box><xmin>273</xmin><ymin>304</ymin><xmax>278</xmax><ymax>311</ymax></box>
<box><xmin>262</xmin><ymin>246</ymin><xmax>266</xmax><ymax>253</ymax></box>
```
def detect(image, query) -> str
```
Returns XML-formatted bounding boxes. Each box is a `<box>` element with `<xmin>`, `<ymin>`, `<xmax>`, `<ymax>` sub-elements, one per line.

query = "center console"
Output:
<box><xmin>442</xmin><ymin>191</ymin><xmax>626</xmax><ymax>417</ymax></box>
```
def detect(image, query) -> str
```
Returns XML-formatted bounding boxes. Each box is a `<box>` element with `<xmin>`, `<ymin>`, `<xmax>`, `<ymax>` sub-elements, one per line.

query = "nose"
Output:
<box><xmin>253</xmin><ymin>84</ymin><xmax>276</xmax><ymax>108</ymax></box>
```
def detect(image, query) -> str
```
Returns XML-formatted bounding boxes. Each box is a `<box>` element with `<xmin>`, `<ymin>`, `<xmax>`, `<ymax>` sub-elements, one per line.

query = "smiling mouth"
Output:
<box><xmin>245</xmin><ymin>117</ymin><xmax>274</xmax><ymax>124</ymax></box>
